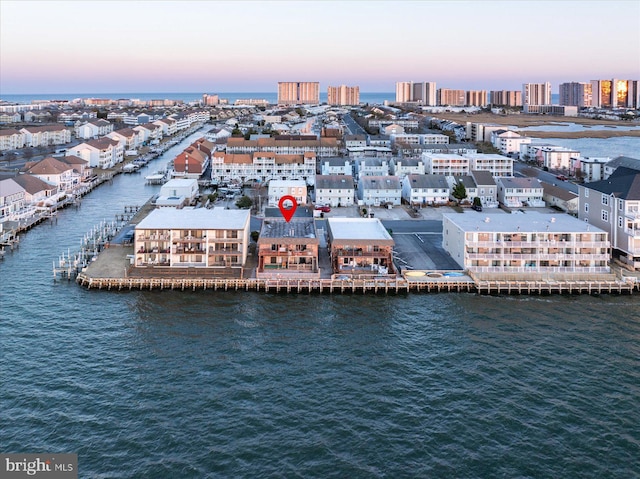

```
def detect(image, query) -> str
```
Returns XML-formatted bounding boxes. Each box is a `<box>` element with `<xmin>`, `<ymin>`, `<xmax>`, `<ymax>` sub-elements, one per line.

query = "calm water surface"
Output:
<box><xmin>1</xmin><ymin>141</ymin><xmax>640</xmax><ymax>478</ymax></box>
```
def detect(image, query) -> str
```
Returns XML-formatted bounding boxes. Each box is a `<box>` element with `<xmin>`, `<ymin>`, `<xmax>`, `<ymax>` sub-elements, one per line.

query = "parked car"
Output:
<box><xmin>472</xmin><ymin>204</ymin><xmax>483</xmax><ymax>212</ymax></box>
<box><xmin>315</xmin><ymin>204</ymin><xmax>331</xmax><ymax>213</ymax></box>
<box><xmin>556</xmin><ymin>175</ymin><xmax>568</xmax><ymax>181</ymax></box>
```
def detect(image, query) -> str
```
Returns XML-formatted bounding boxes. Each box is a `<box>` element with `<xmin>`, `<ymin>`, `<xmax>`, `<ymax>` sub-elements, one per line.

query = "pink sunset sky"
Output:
<box><xmin>1</xmin><ymin>0</ymin><xmax>638</xmax><ymax>94</ymax></box>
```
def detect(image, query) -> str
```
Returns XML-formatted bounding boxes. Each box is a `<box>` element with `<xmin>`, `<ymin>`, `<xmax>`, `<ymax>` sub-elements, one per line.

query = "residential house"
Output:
<box><xmin>529</xmin><ymin>146</ymin><xmax>580</xmax><ymax>172</ymax></box>
<box><xmin>603</xmin><ymin>156</ymin><xmax>640</xmax><ymax>180</ymax></box>
<box><xmin>257</xmin><ymin>218</ymin><xmax>320</xmax><ymax>279</ymax></box>
<box><xmin>67</xmin><ymin>138</ymin><xmax>123</xmax><ymax>169</ymax></box>
<box><xmin>399</xmin><ymin>143</ymin><xmax>477</xmax><ymax>159</ymax></box>
<box><xmin>541</xmin><ymin>182</ymin><xmax>579</xmax><ymax>214</ymax></box>
<box><xmin>314</xmin><ymin>175</ymin><xmax>355</xmax><ymax>207</ymax></box>
<box><xmin>155</xmin><ymin>178</ymin><xmax>199</xmax><ymax>208</ymax></box>
<box><xmin>0</xmin><ymin>129</ymin><xmax>25</xmax><ymax>151</ymax></box>
<box><xmin>443</xmin><ymin>212</ymin><xmax>610</xmax><ymax>274</ymax></box>
<box><xmin>133</xmin><ymin>207</ymin><xmax>250</xmax><ymax>277</ymax></box>
<box><xmin>0</xmin><ymin>178</ymin><xmax>27</xmax><ymax>222</ymax></box>
<box><xmin>13</xmin><ymin>174</ymin><xmax>57</xmax><ymax>207</ymax></box>
<box><xmin>357</xmin><ymin>176</ymin><xmax>402</xmax><ymax>206</ymax></box>
<box><xmin>355</xmin><ymin>158</ymin><xmax>390</xmax><ymax>178</ymax></box>
<box><xmin>172</xmin><ymin>146</ymin><xmax>208</xmax><ymax>179</ymax></box>
<box><xmin>497</xmin><ymin>177</ymin><xmax>545</xmax><ymax>207</ymax></box>
<box><xmin>344</xmin><ymin>135</ymin><xmax>367</xmax><ymax>149</ymax></box>
<box><xmin>20</xmin><ymin>125</ymin><xmax>71</xmax><ymax>147</ymax></box>
<box><xmin>25</xmin><ymin>156</ymin><xmax>78</xmax><ymax>192</ymax></box>
<box><xmin>225</xmin><ymin>136</ymin><xmax>339</xmax><ymax>157</ymax></box>
<box><xmin>391</xmin><ymin>159</ymin><xmax>425</xmax><ymax>179</ymax></box>
<box><xmin>573</xmin><ymin>157</ymin><xmax>611</xmax><ymax>182</ymax></box>
<box><xmin>0</xmin><ymin>112</ymin><xmax>22</xmax><ymax>124</ymax></box>
<box><xmin>491</xmin><ymin>130</ymin><xmax>531</xmax><ymax>156</ymax></box>
<box><xmin>75</xmin><ymin>119</ymin><xmax>113</xmax><ymax>139</ymax></box>
<box><xmin>401</xmin><ymin>174</ymin><xmax>450</xmax><ymax>206</ymax></box>
<box><xmin>268</xmin><ymin>179</ymin><xmax>307</xmax><ymax>206</ymax></box>
<box><xmin>578</xmin><ymin>167</ymin><xmax>640</xmax><ymax>270</ymax></box>
<box><xmin>327</xmin><ymin>217</ymin><xmax>395</xmax><ymax>276</ymax></box>
<box><xmin>107</xmin><ymin>128</ymin><xmax>140</xmax><ymax>152</ymax></box>
<box><xmin>153</xmin><ymin>118</ymin><xmax>177</xmax><ymax>136</ymax></box>
<box><xmin>22</xmin><ymin>111</ymin><xmax>52</xmax><ymax>123</ymax></box>
<box><xmin>470</xmin><ymin>170</ymin><xmax>498</xmax><ymax>208</ymax></box>
<box><xmin>347</xmin><ymin>146</ymin><xmax>393</xmax><ymax>158</ymax></box>
<box><xmin>320</xmin><ymin>158</ymin><xmax>353</xmax><ymax>176</ymax></box>
<box><xmin>58</xmin><ymin>155</ymin><xmax>92</xmax><ymax>182</ymax></box>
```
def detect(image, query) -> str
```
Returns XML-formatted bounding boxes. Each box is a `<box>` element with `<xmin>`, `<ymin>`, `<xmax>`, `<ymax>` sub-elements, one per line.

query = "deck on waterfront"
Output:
<box><xmin>74</xmin><ymin>244</ymin><xmax>638</xmax><ymax>294</ymax></box>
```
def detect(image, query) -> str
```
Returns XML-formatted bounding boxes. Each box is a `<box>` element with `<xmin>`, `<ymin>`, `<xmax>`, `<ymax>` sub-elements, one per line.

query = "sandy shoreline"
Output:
<box><xmin>429</xmin><ymin>112</ymin><xmax>640</xmax><ymax>139</ymax></box>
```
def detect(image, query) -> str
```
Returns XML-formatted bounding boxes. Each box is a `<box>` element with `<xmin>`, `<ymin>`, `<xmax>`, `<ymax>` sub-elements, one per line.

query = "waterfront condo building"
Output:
<box><xmin>522</xmin><ymin>82</ymin><xmax>552</xmax><ymax>111</ymax></box>
<box><xmin>578</xmin><ymin>167</ymin><xmax>640</xmax><ymax>270</ymax></box>
<box><xmin>277</xmin><ymin>82</ymin><xmax>320</xmax><ymax>105</ymax></box>
<box><xmin>437</xmin><ymin>89</ymin><xmax>466</xmax><ymax>106</ymax></box>
<box><xmin>327</xmin><ymin>217</ymin><xmax>395</xmax><ymax>276</ymax></box>
<box><xmin>133</xmin><ymin>207</ymin><xmax>250</xmax><ymax>276</ymax></box>
<box><xmin>443</xmin><ymin>212</ymin><xmax>611</xmax><ymax>275</ymax></box>
<box><xmin>395</xmin><ymin>82</ymin><xmax>437</xmax><ymax>105</ymax></box>
<box><xmin>327</xmin><ymin>85</ymin><xmax>360</xmax><ymax>106</ymax></box>
<box><xmin>590</xmin><ymin>79</ymin><xmax>640</xmax><ymax>109</ymax></box>
<box><xmin>559</xmin><ymin>82</ymin><xmax>592</xmax><ymax>107</ymax></box>
<box><xmin>489</xmin><ymin>90</ymin><xmax>522</xmax><ymax>107</ymax></box>
<box><xmin>466</xmin><ymin>90</ymin><xmax>488</xmax><ymax>107</ymax></box>
<box><xmin>257</xmin><ymin>218</ymin><xmax>320</xmax><ymax>279</ymax></box>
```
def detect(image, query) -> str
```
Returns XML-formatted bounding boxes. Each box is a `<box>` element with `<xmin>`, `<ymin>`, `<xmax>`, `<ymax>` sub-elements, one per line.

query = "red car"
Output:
<box><xmin>556</xmin><ymin>175</ymin><xmax>568</xmax><ymax>181</ymax></box>
<box><xmin>315</xmin><ymin>205</ymin><xmax>331</xmax><ymax>213</ymax></box>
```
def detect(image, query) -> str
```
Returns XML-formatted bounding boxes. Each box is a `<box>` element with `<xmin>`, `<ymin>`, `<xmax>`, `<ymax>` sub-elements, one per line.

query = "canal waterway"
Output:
<box><xmin>1</xmin><ymin>134</ymin><xmax>640</xmax><ymax>478</ymax></box>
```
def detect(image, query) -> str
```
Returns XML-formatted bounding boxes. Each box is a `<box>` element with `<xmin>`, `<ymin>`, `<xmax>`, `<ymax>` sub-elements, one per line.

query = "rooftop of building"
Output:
<box><xmin>136</xmin><ymin>207</ymin><xmax>249</xmax><ymax>231</ymax></box>
<box><xmin>258</xmin><ymin>218</ymin><xmax>318</xmax><ymax>243</ymax></box>
<box><xmin>443</xmin><ymin>211</ymin><xmax>607</xmax><ymax>234</ymax></box>
<box><xmin>327</xmin><ymin>218</ymin><xmax>394</xmax><ymax>245</ymax></box>
<box><xmin>315</xmin><ymin>175</ymin><xmax>354</xmax><ymax>189</ymax></box>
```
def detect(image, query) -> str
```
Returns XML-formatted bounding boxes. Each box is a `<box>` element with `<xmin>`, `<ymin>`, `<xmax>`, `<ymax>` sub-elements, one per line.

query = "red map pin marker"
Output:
<box><xmin>278</xmin><ymin>195</ymin><xmax>297</xmax><ymax>222</ymax></box>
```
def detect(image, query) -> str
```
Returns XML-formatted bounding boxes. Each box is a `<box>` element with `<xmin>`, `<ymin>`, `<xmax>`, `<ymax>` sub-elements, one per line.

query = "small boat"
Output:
<box><xmin>122</xmin><ymin>164</ymin><xmax>140</xmax><ymax>173</ymax></box>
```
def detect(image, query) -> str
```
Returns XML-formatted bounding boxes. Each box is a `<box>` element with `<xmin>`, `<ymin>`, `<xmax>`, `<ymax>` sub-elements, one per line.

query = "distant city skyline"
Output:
<box><xmin>1</xmin><ymin>0</ymin><xmax>639</xmax><ymax>95</ymax></box>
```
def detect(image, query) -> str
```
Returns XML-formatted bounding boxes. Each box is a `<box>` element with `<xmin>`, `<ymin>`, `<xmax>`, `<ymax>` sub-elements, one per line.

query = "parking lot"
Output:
<box><xmin>392</xmin><ymin>232</ymin><xmax>461</xmax><ymax>272</ymax></box>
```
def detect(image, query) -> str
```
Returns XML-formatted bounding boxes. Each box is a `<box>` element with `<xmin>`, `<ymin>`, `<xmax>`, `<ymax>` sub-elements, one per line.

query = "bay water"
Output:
<box><xmin>1</xmin><ymin>136</ymin><xmax>639</xmax><ymax>478</ymax></box>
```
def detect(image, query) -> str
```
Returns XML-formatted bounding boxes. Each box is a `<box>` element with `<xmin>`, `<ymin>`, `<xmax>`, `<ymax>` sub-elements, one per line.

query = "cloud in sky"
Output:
<box><xmin>1</xmin><ymin>0</ymin><xmax>638</xmax><ymax>94</ymax></box>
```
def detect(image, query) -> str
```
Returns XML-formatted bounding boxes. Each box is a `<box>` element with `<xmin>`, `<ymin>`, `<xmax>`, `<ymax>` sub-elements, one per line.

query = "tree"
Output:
<box><xmin>235</xmin><ymin>195</ymin><xmax>253</xmax><ymax>209</ymax></box>
<box><xmin>250</xmin><ymin>230</ymin><xmax>259</xmax><ymax>242</ymax></box>
<box><xmin>452</xmin><ymin>182</ymin><xmax>467</xmax><ymax>201</ymax></box>
<box><xmin>473</xmin><ymin>196</ymin><xmax>482</xmax><ymax>208</ymax></box>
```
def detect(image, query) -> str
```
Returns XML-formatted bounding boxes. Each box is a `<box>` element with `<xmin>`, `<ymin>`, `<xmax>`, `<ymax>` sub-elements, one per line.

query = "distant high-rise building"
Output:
<box><xmin>489</xmin><ymin>90</ymin><xmax>522</xmax><ymax>107</ymax></box>
<box><xmin>466</xmin><ymin>90</ymin><xmax>488</xmax><ymax>107</ymax></box>
<box><xmin>327</xmin><ymin>85</ymin><xmax>360</xmax><ymax>106</ymax></box>
<box><xmin>523</xmin><ymin>82</ymin><xmax>551</xmax><ymax>113</ymax></box>
<box><xmin>523</xmin><ymin>82</ymin><xmax>552</xmax><ymax>108</ymax></box>
<box><xmin>591</xmin><ymin>79</ymin><xmax>639</xmax><ymax>108</ymax></box>
<box><xmin>437</xmin><ymin>89</ymin><xmax>466</xmax><ymax>106</ymax></box>
<box><xmin>559</xmin><ymin>82</ymin><xmax>592</xmax><ymax>107</ymax></box>
<box><xmin>395</xmin><ymin>81</ymin><xmax>437</xmax><ymax>105</ymax></box>
<box><xmin>277</xmin><ymin>82</ymin><xmax>320</xmax><ymax>105</ymax></box>
<box><xmin>202</xmin><ymin>94</ymin><xmax>219</xmax><ymax>106</ymax></box>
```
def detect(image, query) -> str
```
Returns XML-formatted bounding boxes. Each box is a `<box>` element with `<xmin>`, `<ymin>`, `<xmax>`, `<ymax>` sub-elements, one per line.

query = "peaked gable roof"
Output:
<box><xmin>13</xmin><ymin>174</ymin><xmax>58</xmax><ymax>194</ymax></box>
<box><xmin>586</xmin><ymin>167</ymin><xmax>640</xmax><ymax>200</ymax></box>
<box><xmin>26</xmin><ymin>157</ymin><xmax>74</xmax><ymax>175</ymax></box>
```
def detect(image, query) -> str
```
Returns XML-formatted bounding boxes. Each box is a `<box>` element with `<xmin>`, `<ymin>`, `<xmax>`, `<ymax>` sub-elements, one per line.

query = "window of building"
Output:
<box><xmin>618</xmin><ymin>217</ymin><xmax>623</xmax><ymax>228</ymax></box>
<box><xmin>602</xmin><ymin>194</ymin><xmax>608</xmax><ymax>206</ymax></box>
<box><xmin>618</xmin><ymin>199</ymin><xmax>623</xmax><ymax>211</ymax></box>
<box><xmin>584</xmin><ymin>188</ymin><xmax>589</xmax><ymax>198</ymax></box>
<box><xmin>602</xmin><ymin>210</ymin><xmax>608</xmax><ymax>222</ymax></box>
<box><xmin>585</xmin><ymin>203</ymin><xmax>589</xmax><ymax>213</ymax></box>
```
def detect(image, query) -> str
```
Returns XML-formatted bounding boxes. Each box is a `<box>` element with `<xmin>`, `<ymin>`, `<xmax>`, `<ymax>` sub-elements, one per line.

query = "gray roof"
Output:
<box><xmin>444</xmin><ymin>212</ymin><xmax>607</xmax><ymax>234</ymax></box>
<box><xmin>498</xmin><ymin>177</ymin><xmax>543</xmax><ymax>189</ymax></box>
<box><xmin>315</xmin><ymin>175</ymin><xmax>354</xmax><ymax>190</ymax></box>
<box><xmin>405</xmin><ymin>174</ymin><xmax>449</xmax><ymax>189</ymax></box>
<box><xmin>323</xmin><ymin>157</ymin><xmax>352</xmax><ymax>166</ymax></box>
<box><xmin>258</xmin><ymin>218</ymin><xmax>318</xmax><ymax>244</ymax></box>
<box><xmin>605</xmin><ymin>155</ymin><xmax>640</xmax><ymax>173</ymax></box>
<box><xmin>585</xmin><ymin>167</ymin><xmax>640</xmax><ymax>200</ymax></box>
<box><xmin>457</xmin><ymin>175</ymin><xmax>477</xmax><ymax>189</ymax></box>
<box><xmin>541</xmin><ymin>182</ymin><xmax>579</xmax><ymax>201</ymax></box>
<box><xmin>395</xmin><ymin>159</ymin><xmax>421</xmax><ymax>167</ymax></box>
<box><xmin>328</xmin><ymin>218</ymin><xmax>394</xmax><ymax>246</ymax></box>
<box><xmin>470</xmin><ymin>170</ymin><xmax>496</xmax><ymax>186</ymax></box>
<box><xmin>360</xmin><ymin>176</ymin><xmax>401</xmax><ymax>190</ymax></box>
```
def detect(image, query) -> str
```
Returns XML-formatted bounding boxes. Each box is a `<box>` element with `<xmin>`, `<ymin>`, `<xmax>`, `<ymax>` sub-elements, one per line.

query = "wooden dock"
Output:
<box><xmin>74</xmin><ymin>271</ymin><xmax>637</xmax><ymax>295</ymax></box>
